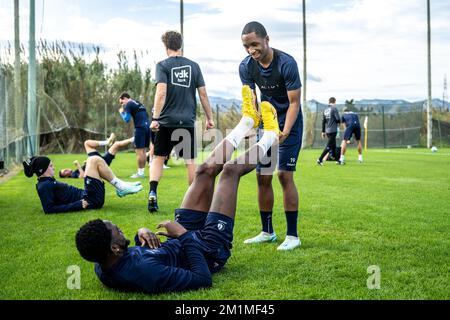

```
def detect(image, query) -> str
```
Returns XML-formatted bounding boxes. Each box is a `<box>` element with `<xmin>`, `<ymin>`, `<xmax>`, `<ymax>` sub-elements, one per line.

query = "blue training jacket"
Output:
<box><xmin>36</xmin><ymin>177</ymin><xmax>84</xmax><ymax>213</ymax></box>
<box><xmin>94</xmin><ymin>231</ymin><xmax>212</xmax><ymax>294</ymax></box>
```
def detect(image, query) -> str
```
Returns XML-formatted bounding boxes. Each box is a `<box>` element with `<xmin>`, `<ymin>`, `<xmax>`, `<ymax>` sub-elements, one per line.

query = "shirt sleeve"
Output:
<box><xmin>334</xmin><ymin>109</ymin><xmax>341</xmax><ymax>123</ymax></box>
<box><xmin>120</xmin><ymin>112</ymin><xmax>131</xmax><ymax>123</ymax></box>
<box><xmin>38</xmin><ymin>182</ymin><xmax>83</xmax><ymax>214</ymax></box>
<box><xmin>135</xmin><ymin>232</ymin><xmax>212</xmax><ymax>293</ymax></box>
<box><xmin>155</xmin><ymin>63</ymin><xmax>168</xmax><ymax>84</ymax></box>
<box><xmin>322</xmin><ymin>112</ymin><xmax>326</xmax><ymax>133</ymax></box>
<box><xmin>239</xmin><ymin>60</ymin><xmax>256</xmax><ymax>89</ymax></box>
<box><xmin>195</xmin><ymin>64</ymin><xmax>205</xmax><ymax>88</ymax></box>
<box><xmin>281</xmin><ymin>58</ymin><xmax>302</xmax><ymax>91</ymax></box>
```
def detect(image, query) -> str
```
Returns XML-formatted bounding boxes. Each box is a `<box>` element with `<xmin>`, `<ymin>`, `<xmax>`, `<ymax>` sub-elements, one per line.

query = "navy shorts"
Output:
<box><xmin>134</xmin><ymin>126</ymin><xmax>151</xmax><ymax>149</ymax></box>
<box><xmin>344</xmin><ymin>125</ymin><xmax>361</xmax><ymax>141</ymax></box>
<box><xmin>82</xmin><ymin>176</ymin><xmax>105</xmax><ymax>209</ymax></box>
<box><xmin>154</xmin><ymin>127</ymin><xmax>197</xmax><ymax>160</ymax></box>
<box><xmin>174</xmin><ymin>208</ymin><xmax>234</xmax><ymax>273</ymax></box>
<box><xmin>257</xmin><ymin>128</ymin><xmax>302</xmax><ymax>173</ymax></box>
<box><xmin>87</xmin><ymin>151</ymin><xmax>115</xmax><ymax>166</ymax></box>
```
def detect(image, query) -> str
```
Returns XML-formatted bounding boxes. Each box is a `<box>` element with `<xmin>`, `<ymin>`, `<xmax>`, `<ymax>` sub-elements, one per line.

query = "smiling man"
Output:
<box><xmin>239</xmin><ymin>21</ymin><xmax>303</xmax><ymax>251</ymax></box>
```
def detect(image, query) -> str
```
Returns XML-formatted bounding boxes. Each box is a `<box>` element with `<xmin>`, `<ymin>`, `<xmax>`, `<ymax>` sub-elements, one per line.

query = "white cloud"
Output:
<box><xmin>1</xmin><ymin>0</ymin><xmax>449</xmax><ymax>103</ymax></box>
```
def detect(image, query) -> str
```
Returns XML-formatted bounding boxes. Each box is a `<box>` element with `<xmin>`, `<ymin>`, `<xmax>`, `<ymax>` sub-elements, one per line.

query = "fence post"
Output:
<box><xmin>216</xmin><ymin>104</ymin><xmax>219</xmax><ymax>132</ymax></box>
<box><xmin>0</xmin><ymin>70</ymin><xmax>5</xmax><ymax>166</ymax></box>
<box><xmin>381</xmin><ymin>105</ymin><xmax>387</xmax><ymax>148</ymax></box>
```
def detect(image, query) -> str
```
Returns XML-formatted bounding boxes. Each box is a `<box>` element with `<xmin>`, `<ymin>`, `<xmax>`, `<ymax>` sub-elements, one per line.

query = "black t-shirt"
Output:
<box><xmin>155</xmin><ymin>56</ymin><xmax>205</xmax><ymax>127</ymax></box>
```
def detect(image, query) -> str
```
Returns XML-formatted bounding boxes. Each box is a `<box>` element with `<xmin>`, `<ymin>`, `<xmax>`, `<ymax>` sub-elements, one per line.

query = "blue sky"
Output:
<box><xmin>1</xmin><ymin>0</ymin><xmax>449</xmax><ymax>103</ymax></box>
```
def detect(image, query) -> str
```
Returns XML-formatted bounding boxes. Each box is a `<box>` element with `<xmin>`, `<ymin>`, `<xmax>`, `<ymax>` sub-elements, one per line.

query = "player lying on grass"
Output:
<box><xmin>59</xmin><ymin>134</ymin><xmax>134</xmax><ymax>179</ymax></box>
<box><xmin>23</xmin><ymin>153</ymin><xmax>143</xmax><ymax>214</ymax></box>
<box><xmin>75</xmin><ymin>86</ymin><xmax>279</xmax><ymax>294</ymax></box>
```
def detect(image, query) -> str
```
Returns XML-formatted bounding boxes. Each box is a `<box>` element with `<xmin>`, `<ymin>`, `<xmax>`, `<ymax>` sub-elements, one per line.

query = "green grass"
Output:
<box><xmin>0</xmin><ymin>148</ymin><xmax>449</xmax><ymax>300</ymax></box>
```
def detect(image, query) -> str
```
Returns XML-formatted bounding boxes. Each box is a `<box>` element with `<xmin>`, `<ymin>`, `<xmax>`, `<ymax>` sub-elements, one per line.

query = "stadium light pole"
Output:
<box><xmin>302</xmin><ymin>0</ymin><xmax>307</xmax><ymax>108</ymax></box>
<box><xmin>426</xmin><ymin>0</ymin><xmax>432</xmax><ymax>149</ymax></box>
<box><xmin>180</xmin><ymin>0</ymin><xmax>184</xmax><ymax>54</ymax></box>
<box><xmin>14</xmin><ymin>0</ymin><xmax>23</xmax><ymax>162</ymax></box>
<box><xmin>302</xmin><ymin>0</ymin><xmax>307</xmax><ymax>148</ymax></box>
<box><xmin>27</xmin><ymin>0</ymin><xmax>38</xmax><ymax>156</ymax></box>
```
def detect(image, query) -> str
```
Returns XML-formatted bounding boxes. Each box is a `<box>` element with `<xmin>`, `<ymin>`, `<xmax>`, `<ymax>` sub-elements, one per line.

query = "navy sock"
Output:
<box><xmin>150</xmin><ymin>181</ymin><xmax>158</xmax><ymax>194</ymax></box>
<box><xmin>285</xmin><ymin>211</ymin><xmax>298</xmax><ymax>237</ymax></box>
<box><xmin>260</xmin><ymin>211</ymin><xmax>274</xmax><ymax>234</ymax></box>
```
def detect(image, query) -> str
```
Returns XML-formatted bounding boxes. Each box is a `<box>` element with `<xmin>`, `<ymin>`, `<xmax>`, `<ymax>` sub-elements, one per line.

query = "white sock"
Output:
<box><xmin>359</xmin><ymin>154</ymin><xmax>363</xmax><ymax>161</ymax></box>
<box><xmin>138</xmin><ymin>168</ymin><xmax>145</xmax><ymax>176</ymax></box>
<box><xmin>340</xmin><ymin>155</ymin><xmax>345</xmax><ymax>162</ymax></box>
<box><xmin>130</xmin><ymin>137</ymin><xmax>135</xmax><ymax>143</ymax></box>
<box><xmin>110</xmin><ymin>177</ymin><xmax>127</xmax><ymax>190</ymax></box>
<box><xmin>256</xmin><ymin>131</ymin><xmax>277</xmax><ymax>155</ymax></box>
<box><xmin>225</xmin><ymin>117</ymin><xmax>255</xmax><ymax>148</ymax></box>
<box><xmin>98</xmin><ymin>140</ymin><xmax>108</xmax><ymax>147</ymax></box>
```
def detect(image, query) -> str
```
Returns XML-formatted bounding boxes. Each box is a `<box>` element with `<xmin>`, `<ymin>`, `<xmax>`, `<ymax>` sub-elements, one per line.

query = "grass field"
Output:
<box><xmin>0</xmin><ymin>148</ymin><xmax>449</xmax><ymax>300</ymax></box>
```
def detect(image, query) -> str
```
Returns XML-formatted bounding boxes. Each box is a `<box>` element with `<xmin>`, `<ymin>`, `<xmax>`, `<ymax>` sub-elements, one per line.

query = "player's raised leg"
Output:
<box><xmin>180</xmin><ymin>85</ymin><xmax>261</xmax><ymax>213</ymax></box>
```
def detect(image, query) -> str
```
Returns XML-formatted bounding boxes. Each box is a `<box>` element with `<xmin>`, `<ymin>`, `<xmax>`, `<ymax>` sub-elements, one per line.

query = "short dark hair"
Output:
<box><xmin>119</xmin><ymin>92</ymin><xmax>130</xmax><ymax>100</ymax></box>
<box><xmin>76</xmin><ymin>219</ymin><xmax>112</xmax><ymax>264</ymax></box>
<box><xmin>242</xmin><ymin>21</ymin><xmax>268</xmax><ymax>38</ymax></box>
<box><xmin>161</xmin><ymin>31</ymin><xmax>183</xmax><ymax>51</ymax></box>
<box><xmin>329</xmin><ymin>97</ymin><xmax>336</xmax><ymax>104</ymax></box>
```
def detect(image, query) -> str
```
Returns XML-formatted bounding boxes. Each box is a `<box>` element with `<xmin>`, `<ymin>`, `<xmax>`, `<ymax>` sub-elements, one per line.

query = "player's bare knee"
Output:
<box><xmin>196</xmin><ymin>162</ymin><xmax>216</xmax><ymax>178</ymax></box>
<box><xmin>278</xmin><ymin>171</ymin><xmax>294</xmax><ymax>188</ymax></box>
<box><xmin>222</xmin><ymin>163</ymin><xmax>240</xmax><ymax>178</ymax></box>
<box><xmin>257</xmin><ymin>174</ymin><xmax>272</xmax><ymax>187</ymax></box>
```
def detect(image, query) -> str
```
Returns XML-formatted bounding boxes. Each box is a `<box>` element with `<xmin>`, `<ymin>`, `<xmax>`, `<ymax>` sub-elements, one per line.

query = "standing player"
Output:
<box><xmin>118</xmin><ymin>93</ymin><xmax>151</xmax><ymax>179</ymax></box>
<box><xmin>148</xmin><ymin>30</ymin><xmax>215</xmax><ymax>213</ymax></box>
<box><xmin>239</xmin><ymin>21</ymin><xmax>303</xmax><ymax>251</ymax></box>
<box><xmin>317</xmin><ymin>97</ymin><xmax>341</xmax><ymax>165</ymax></box>
<box><xmin>340</xmin><ymin>107</ymin><xmax>363</xmax><ymax>164</ymax></box>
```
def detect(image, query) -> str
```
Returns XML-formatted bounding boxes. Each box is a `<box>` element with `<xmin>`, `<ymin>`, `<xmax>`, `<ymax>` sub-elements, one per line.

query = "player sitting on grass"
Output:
<box><xmin>59</xmin><ymin>134</ymin><xmax>135</xmax><ymax>179</ymax></box>
<box><xmin>23</xmin><ymin>153</ymin><xmax>143</xmax><ymax>214</ymax></box>
<box><xmin>75</xmin><ymin>86</ymin><xmax>279</xmax><ymax>294</ymax></box>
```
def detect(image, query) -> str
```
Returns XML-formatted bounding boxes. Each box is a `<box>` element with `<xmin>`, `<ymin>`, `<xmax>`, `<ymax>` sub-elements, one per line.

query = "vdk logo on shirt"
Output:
<box><xmin>172</xmin><ymin>65</ymin><xmax>192</xmax><ymax>88</ymax></box>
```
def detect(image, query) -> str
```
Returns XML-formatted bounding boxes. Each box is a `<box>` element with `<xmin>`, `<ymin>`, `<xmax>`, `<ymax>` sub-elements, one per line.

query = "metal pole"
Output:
<box><xmin>216</xmin><ymin>104</ymin><xmax>219</xmax><ymax>132</ymax></box>
<box><xmin>105</xmin><ymin>102</ymin><xmax>107</xmax><ymax>152</ymax></box>
<box><xmin>5</xmin><ymin>76</ymin><xmax>10</xmax><ymax>165</ymax></box>
<box><xmin>302</xmin><ymin>0</ymin><xmax>307</xmax><ymax>108</ymax></box>
<box><xmin>14</xmin><ymin>0</ymin><xmax>22</xmax><ymax>161</ymax></box>
<box><xmin>27</xmin><ymin>0</ymin><xmax>37</xmax><ymax>156</ymax></box>
<box><xmin>180</xmin><ymin>0</ymin><xmax>184</xmax><ymax>54</ymax></box>
<box><xmin>382</xmin><ymin>105</ymin><xmax>387</xmax><ymax>148</ymax></box>
<box><xmin>302</xmin><ymin>0</ymin><xmax>307</xmax><ymax>148</ymax></box>
<box><xmin>427</xmin><ymin>0</ymin><xmax>432</xmax><ymax>148</ymax></box>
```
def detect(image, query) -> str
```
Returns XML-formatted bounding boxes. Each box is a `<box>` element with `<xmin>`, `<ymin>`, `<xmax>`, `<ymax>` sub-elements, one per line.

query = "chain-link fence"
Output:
<box><xmin>0</xmin><ymin>42</ymin><xmax>156</xmax><ymax>173</ymax></box>
<box><xmin>306</xmin><ymin>100</ymin><xmax>424</xmax><ymax>149</ymax></box>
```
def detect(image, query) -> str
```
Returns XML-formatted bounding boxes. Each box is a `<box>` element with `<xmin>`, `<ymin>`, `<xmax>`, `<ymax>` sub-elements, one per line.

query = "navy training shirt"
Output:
<box><xmin>95</xmin><ymin>232</ymin><xmax>212</xmax><ymax>294</ymax></box>
<box><xmin>342</xmin><ymin>112</ymin><xmax>361</xmax><ymax>127</ymax></box>
<box><xmin>239</xmin><ymin>48</ymin><xmax>302</xmax><ymax>127</ymax></box>
<box><xmin>155</xmin><ymin>56</ymin><xmax>205</xmax><ymax>128</ymax></box>
<box><xmin>124</xmin><ymin>100</ymin><xmax>150</xmax><ymax>128</ymax></box>
<box><xmin>36</xmin><ymin>177</ymin><xmax>84</xmax><ymax>213</ymax></box>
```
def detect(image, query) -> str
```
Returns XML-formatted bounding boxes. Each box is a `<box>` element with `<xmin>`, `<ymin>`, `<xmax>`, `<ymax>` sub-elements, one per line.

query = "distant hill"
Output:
<box><xmin>208</xmin><ymin>97</ymin><xmax>450</xmax><ymax>111</ymax></box>
<box><xmin>209</xmin><ymin>96</ymin><xmax>242</xmax><ymax>111</ymax></box>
